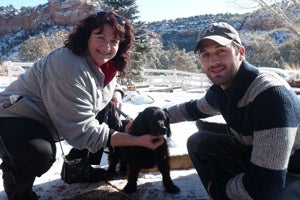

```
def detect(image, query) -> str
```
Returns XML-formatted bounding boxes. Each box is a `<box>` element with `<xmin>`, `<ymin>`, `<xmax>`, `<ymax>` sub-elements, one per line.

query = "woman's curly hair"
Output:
<box><xmin>64</xmin><ymin>11</ymin><xmax>135</xmax><ymax>77</ymax></box>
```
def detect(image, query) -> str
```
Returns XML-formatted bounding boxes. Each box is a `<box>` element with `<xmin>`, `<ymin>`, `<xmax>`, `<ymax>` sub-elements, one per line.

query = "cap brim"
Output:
<box><xmin>204</xmin><ymin>36</ymin><xmax>232</xmax><ymax>45</ymax></box>
<box><xmin>194</xmin><ymin>36</ymin><xmax>232</xmax><ymax>52</ymax></box>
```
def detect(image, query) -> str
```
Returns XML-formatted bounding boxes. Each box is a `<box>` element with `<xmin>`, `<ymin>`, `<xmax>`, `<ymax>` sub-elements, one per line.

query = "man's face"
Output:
<box><xmin>198</xmin><ymin>39</ymin><xmax>244</xmax><ymax>89</ymax></box>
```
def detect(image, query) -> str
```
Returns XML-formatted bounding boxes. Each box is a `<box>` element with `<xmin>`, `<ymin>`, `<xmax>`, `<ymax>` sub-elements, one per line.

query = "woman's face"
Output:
<box><xmin>88</xmin><ymin>24</ymin><xmax>120</xmax><ymax>66</ymax></box>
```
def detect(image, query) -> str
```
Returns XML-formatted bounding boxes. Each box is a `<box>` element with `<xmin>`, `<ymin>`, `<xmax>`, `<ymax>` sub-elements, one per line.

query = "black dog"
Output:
<box><xmin>108</xmin><ymin>106</ymin><xmax>180</xmax><ymax>194</ymax></box>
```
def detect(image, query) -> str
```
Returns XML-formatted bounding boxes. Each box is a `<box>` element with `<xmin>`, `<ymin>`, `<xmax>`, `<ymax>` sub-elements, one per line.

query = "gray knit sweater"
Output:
<box><xmin>0</xmin><ymin>47</ymin><xmax>117</xmax><ymax>153</ymax></box>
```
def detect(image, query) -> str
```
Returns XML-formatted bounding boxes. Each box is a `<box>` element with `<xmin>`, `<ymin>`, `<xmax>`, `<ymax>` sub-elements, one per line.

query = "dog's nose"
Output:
<box><xmin>160</xmin><ymin>126</ymin><xmax>169</xmax><ymax>135</ymax></box>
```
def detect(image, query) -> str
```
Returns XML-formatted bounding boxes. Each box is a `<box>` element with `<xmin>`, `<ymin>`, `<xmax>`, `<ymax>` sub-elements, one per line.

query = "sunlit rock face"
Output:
<box><xmin>0</xmin><ymin>0</ymin><xmax>100</xmax><ymax>35</ymax></box>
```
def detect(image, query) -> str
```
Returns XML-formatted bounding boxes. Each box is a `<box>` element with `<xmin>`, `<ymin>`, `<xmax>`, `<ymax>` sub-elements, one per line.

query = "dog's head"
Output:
<box><xmin>130</xmin><ymin>106</ymin><xmax>171</xmax><ymax>137</ymax></box>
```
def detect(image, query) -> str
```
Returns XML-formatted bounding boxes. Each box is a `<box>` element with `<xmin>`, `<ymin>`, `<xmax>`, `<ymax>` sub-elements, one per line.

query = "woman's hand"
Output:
<box><xmin>110</xmin><ymin>131</ymin><xmax>164</xmax><ymax>150</ymax></box>
<box><xmin>136</xmin><ymin>134</ymin><xmax>165</xmax><ymax>150</ymax></box>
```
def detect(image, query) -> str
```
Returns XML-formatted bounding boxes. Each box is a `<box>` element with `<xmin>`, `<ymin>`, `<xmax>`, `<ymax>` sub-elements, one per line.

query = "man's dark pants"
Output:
<box><xmin>187</xmin><ymin>131</ymin><xmax>300</xmax><ymax>200</ymax></box>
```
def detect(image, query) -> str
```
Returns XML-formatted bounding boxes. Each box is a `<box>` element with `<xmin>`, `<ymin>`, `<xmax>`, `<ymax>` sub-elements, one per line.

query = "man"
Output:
<box><xmin>166</xmin><ymin>22</ymin><xmax>300</xmax><ymax>199</ymax></box>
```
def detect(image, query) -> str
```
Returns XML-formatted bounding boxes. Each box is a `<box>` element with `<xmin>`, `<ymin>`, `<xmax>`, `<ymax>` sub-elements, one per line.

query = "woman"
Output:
<box><xmin>0</xmin><ymin>11</ymin><xmax>164</xmax><ymax>200</ymax></box>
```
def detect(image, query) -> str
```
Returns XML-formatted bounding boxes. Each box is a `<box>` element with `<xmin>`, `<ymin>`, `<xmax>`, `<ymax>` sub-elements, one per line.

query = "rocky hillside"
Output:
<box><xmin>0</xmin><ymin>0</ymin><xmax>299</xmax><ymax>61</ymax></box>
<box><xmin>147</xmin><ymin>5</ymin><xmax>299</xmax><ymax>51</ymax></box>
<box><xmin>0</xmin><ymin>0</ymin><xmax>101</xmax><ymax>35</ymax></box>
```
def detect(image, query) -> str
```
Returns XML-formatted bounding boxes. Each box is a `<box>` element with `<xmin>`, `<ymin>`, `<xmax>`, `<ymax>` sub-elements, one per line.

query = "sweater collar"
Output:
<box><xmin>211</xmin><ymin>61</ymin><xmax>259</xmax><ymax>103</ymax></box>
<box><xmin>98</xmin><ymin>62</ymin><xmax>117</xmax><ymax>87</ymax></box>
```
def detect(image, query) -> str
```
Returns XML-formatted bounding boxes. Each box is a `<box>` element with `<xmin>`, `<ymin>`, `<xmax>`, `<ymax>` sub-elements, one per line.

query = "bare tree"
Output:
<box><xmin>251</xmin><ymin>0</ymin><xmax>300</xmax><ymax>36</ymax></box>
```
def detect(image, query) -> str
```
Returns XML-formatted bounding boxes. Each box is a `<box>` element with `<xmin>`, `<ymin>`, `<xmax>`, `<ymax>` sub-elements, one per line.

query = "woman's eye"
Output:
<box><xmin>111</xmin><ymin>39</ymin><xmax>120</xmax><ymax>44</ymax></box>
<box><xmin>98</xmin><ymin>36</ymin><xmax>105</xmax><ymax>41</ymax></box>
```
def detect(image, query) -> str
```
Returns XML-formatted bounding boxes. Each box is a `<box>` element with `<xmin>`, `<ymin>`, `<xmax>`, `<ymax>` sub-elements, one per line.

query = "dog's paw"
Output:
<box><xmin>123</xmin><ymin>182</ymin><xmax>137</xmax><ymax>194</ymax></box>
<box><xmin>165</xmin><ymin>183</ymin><xmax>180</xmax><ymax>193</ymax></box>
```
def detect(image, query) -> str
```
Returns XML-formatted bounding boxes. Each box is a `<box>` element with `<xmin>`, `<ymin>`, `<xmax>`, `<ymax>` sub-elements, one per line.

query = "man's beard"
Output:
<box><xmin>206</xmin><ymin>64</ymin><xmax>237</xmax><ymax>87</ymax></box>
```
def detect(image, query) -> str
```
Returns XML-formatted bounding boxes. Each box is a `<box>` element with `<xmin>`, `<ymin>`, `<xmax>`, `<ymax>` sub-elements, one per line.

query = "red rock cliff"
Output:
<box><xmin>0</xmin><ymin>0</ymin><xmax>101</xmax><ymax>35</ymax></box>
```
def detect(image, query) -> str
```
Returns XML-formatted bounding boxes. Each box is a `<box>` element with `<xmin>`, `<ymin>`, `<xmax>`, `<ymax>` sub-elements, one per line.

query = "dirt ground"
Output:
<box><xmin>57</xmin><ymin>169</ymin><xmax>208</xmax><ymax>200</ymax></box>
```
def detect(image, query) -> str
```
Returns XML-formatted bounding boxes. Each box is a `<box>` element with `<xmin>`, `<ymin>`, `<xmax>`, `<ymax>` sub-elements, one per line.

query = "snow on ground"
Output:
<box><xmin>0</xmin><ymin>82</ymin><xmax>209</xmax><ymax>199</ymax></box>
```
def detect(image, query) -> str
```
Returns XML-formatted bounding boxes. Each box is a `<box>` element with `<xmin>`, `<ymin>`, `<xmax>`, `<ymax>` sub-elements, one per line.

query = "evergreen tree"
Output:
<box><xmin>102</xmin><ymin>0</ymin><xmax>139</xmax><ymax>21</ymax></box>
<box><xmin>156</xmin><ymin>45</ymin><xmax>199</xmax><ymax>72</ymax></box>
<box><xmin>103</xmin><ymin>0</ymin><xmax>153</xmax><ymax>84</ymax></box>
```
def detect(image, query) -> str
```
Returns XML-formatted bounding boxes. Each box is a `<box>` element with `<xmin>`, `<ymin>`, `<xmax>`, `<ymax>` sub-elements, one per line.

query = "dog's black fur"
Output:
<box><xmin>108</xmin><ymin>106</ymin><xmax>180</xmax><ymax>194</ymax></box>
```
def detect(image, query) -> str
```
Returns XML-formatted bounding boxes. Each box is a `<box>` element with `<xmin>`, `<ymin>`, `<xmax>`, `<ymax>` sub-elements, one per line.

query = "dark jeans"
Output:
<box><xmin>0</xmin><ymin>117</ymin><xmax>56</xmax><ymax>198</ymax></box>
<box><xmin>187</xmin><ymin>131</ymin><xmax>300</xmax><ymax>199</ymax></box>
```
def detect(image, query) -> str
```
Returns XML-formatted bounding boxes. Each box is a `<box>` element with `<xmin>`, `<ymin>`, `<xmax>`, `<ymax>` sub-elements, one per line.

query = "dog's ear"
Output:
<box><xmin>131</xmin><ymin>111</ymin><xmax>146</xmax><ymax>135</ymax></box>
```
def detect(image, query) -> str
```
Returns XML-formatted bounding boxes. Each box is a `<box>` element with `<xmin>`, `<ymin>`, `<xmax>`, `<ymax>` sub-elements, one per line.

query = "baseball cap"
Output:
<box><xmin>194</xmin><ymin>22</ymin><xmax>241</xmax><ymax>52</ymax></box>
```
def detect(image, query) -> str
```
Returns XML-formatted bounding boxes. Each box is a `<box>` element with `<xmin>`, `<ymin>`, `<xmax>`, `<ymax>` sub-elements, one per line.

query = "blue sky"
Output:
<box><xmin>0</xmin><ymin>0</ymin><xmax>257</xmax><ymax>22</ymax></box>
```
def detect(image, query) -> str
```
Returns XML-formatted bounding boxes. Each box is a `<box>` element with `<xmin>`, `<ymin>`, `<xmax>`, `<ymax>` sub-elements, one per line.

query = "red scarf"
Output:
<box><xmin>95</xmin><ymin>62</ymin><xmax>117</xmax><ymax>87</ymax></box>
